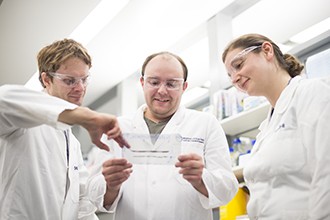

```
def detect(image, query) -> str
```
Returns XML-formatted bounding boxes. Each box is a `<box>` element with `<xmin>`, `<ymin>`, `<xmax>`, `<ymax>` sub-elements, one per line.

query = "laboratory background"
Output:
<box><xmin>0</xmin><ymin>0</ymin><xmax>329</xmax><ymax>219</ymax></box>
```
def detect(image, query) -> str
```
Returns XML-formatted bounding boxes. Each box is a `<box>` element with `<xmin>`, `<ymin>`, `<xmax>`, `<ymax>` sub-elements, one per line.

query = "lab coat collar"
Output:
<box><xmin>273</xmin><ymin>75</ymin><xmax>302</xmax><ymax>115</ymax></box>
<box><xmin>255</xmin><ymin>76</ymin><xmax>303</xmax><ymax>146</ymax></box>
<box><xmin>131</xmin><ymin>104</ymin><xmax>186</xmax><ymax>132</ymax></box>
<box><xmin>130</xmin><ymin>104</ymin><xmax>149</xmax><ymax>131</ymax></box>
<box><xmin>168</xmin><ymin>105</ymin><xmax>186</xmax><ymax>125</ymax></box>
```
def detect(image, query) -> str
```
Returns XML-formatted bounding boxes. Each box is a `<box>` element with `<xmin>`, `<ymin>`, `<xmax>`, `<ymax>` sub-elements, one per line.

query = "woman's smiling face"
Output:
<box><xmin>224</xmin><ymin>44</ymin><xmax>271</xmax><ymax>96</ymax></box>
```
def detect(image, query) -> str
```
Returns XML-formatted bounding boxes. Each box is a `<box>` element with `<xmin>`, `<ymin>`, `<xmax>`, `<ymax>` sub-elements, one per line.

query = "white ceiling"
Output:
<box><xmin>0</xmin><ymin>0</ymin><xmax>329</xmax><ymax>107</ymax></box>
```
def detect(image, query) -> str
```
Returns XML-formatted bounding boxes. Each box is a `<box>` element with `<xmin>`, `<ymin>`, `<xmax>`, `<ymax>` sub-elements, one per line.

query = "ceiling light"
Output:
<box><xmin>69</xmin><ymin>0</ymin><xmax>129</xmax><ymax>45</ymax></box>
<box><xmin>290</xmin><ymin>17</ymin><xmax>330</xmax><ymax>44</ymax></box>
<box><xmin>25</xmin><ymin>0</ymin><xmax>129</xmax><ymax>90</ymax></box>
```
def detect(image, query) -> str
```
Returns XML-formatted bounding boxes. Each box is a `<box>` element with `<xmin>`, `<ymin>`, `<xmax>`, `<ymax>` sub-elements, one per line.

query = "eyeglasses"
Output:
<box><xmin>228</xmin><ymin>45</ymin><xmax>262</xmax><ymax>79</ymax></box>
<box><xmin>48</xmin><ymin>72</ymin><xmax>90</xmax><ymax>87</ymax></box>
<box><xmin>143</xmin><ymin>76</ymin><xmax>184</xmax><ymax>91</ymax></box>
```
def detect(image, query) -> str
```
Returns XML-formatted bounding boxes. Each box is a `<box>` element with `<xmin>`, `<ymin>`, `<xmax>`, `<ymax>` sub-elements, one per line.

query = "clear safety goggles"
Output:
<box><xmin>48</xmin><ymin>72</ymin><xmax>90</xmax><ymax>88</ymax></box>
<box><xmin>143</xmin><ymin>76</ymin><xmax>184</xmax><ymax>91</ymax></box>
<box><xmin>228</xmin><ymin>45</ymin><xmax>262</xmax><ymax>80</ymax></box>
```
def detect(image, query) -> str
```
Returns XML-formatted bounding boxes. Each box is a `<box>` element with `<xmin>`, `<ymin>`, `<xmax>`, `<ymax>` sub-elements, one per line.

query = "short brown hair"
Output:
<box><xmin>141</xmin><ymin>51</ymin><xmax>188</xmax><ymax>82</ymax></box>
<box><xmin>37</xmin><ymin>39</ymin><xmax>92</xmax><ymax>88</ymax></box>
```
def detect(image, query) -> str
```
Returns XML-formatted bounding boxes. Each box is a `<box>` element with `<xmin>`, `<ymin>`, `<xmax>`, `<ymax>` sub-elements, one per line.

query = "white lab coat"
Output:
<box><xmin>0</xmin><ymin>85</ymin><xmax>97</xmax><ymax>220</ymax></box>
<box><xmin>244</xmin><ymin>76</ymin><xmax>330</xmax><ymax>220</ymax></box>
<box><xmin>87</xmin><ymin>104</ymin><xmax>238</xmax><ymax>220</ymax></box>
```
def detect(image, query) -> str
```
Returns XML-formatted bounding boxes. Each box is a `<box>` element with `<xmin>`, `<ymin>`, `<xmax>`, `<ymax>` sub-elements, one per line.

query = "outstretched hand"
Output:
<box><xmin>58</xmin><ymin>107</ymin><xmax>130</xmax><ymax>151</ymax></box>
<box><xmin>83</xmin><ymin>112</ymin><xmax>130</xmax><ymax>151</ymax></box>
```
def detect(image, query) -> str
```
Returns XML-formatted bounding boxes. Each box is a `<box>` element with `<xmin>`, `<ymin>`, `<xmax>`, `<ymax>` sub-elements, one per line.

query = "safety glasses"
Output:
<box><xmin>48</xmin><ymin>72</ymin><xmax>90</xmax><ymax>88</ymax></box>
<box><xmin>143</xmin><ymin>76</ymin><xmax>184</xmax><ymax>91</ymax></box>
<box><xmin>228</xmin><ymin>45</ymin><xmax>262</xmax><ymax>79</ymax></box>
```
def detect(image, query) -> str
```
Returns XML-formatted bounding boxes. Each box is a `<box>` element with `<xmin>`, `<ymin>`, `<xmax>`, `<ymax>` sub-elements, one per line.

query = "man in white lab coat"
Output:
<box><xmin>87</xmin><ymin>51</ymin><xmax>238</xmax><ymax>220</ymax></box>
<box><xmin>0</xmin><ymin>39</ymin><xmax>127</xmax><ymax>220</ymax></box>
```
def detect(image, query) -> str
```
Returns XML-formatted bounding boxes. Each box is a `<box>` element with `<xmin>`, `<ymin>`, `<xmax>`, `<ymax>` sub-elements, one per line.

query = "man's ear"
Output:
<box><xmin>140</xmin><ymin>76</ymin><xmax>144</xmax><ymax>87</ymax></box>
<box><xmin>41</xmin><ymin>72</ymin><xmax>51</xmax><ymax>87</ymax></box>
<box><xmin>182</xmin><ymin>81</ymin><xmax>188</xmax><ymax>92</ymax></box>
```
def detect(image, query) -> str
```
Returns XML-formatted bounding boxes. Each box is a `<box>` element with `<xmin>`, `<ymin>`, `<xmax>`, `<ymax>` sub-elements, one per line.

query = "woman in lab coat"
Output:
<box><xmin>222</xmin><ymin>33</ymin><xmax>330</xmax><ymax>219</ymax></box>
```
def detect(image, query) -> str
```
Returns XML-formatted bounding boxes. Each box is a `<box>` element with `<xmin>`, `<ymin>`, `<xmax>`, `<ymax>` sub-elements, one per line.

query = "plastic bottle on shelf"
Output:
<box><xmin>233</xmin><ymin>138</ymin><xmax>244</xmax><ymax>154</ymax></box>
<box><xmin>230</xmin><ymin>138</ymin><xmax>242</xmax><ymax>167</ymax></box>
<box><xmin>237</xmin><ymin>138</ymin><xmax>256</xmax><ymax>167</ymax></box>
<box><xmin>229</xmin><ymin>147</ymin><xmax>238</xmax><ymax>167</ymax></box>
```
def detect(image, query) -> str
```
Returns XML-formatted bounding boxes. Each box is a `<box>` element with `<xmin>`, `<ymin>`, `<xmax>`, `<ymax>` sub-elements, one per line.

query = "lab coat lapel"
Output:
<box><xmin>273</xmin><ymin>76</ymin><xmax>301</xmax><ymax>115</ymax></box>
<box><xmin>131</xmin><ymin>104</ymin><xmax>150</xmax><ymax>133</ymax></box>
<box><xmin>131</xmin><ymin>104</ymin><xmax>185</xmax><ymax>135</ymax></box>
<box><xmin>152</xmin><ymin>106</ymin><xmax>185</xmax><ymax>148</ymax></box>
<box><xmin>253</xmin><ymin>76</ymin><xmax>302</xmax><ymax>152</ymax></box>
<box><xmin>130</xmin><ymin>105</ymin><xmax>185</xmax><ymax>148</ymax></box>
<box><xmin>160</xmin><ymin>105</ymin><xmax>185</xmax><ymax>134</ymax></box>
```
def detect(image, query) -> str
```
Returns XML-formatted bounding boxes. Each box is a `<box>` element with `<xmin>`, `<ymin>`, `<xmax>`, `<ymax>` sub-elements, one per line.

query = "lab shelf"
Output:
<box><xmin>220</xmin><ymin>102</ymin><xmax>270</xmax><ymax>138</ymax></box>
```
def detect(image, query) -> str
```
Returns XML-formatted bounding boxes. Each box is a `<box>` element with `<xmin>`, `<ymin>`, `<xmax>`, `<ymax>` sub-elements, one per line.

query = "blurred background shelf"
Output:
<box><xmin>220</xmin><ymin>102</ymin><xmax>270</xmax><ymax>138</ymax></box>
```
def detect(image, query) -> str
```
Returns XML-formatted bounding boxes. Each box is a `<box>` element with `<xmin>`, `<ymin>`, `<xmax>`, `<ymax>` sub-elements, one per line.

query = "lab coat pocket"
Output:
<box><xmin>269</xmin><ymin>120</ymin><xmax>306</xmax><ymax>175</ymax></box>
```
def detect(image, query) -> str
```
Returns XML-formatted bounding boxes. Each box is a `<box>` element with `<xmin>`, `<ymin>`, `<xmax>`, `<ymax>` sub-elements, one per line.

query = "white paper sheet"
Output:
<box><xmin>122</xmin><ymin>133</ymin><xmax>182</xmax><ymax>165</ymax></box>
